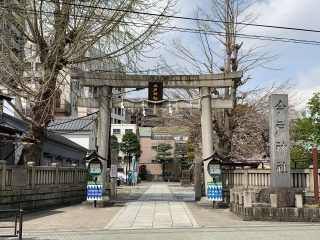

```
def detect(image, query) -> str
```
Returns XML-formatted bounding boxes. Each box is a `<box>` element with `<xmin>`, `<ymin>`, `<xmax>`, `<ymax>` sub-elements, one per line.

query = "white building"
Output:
<box><xmin>111</xmin><ymin>124</ymin><xmax>138</xmax><ymax>171</ymax></box>
<box><xmin>48</xmin><ymin>115</ymin><xmax>97</xmax><ymax>151</ymax></box>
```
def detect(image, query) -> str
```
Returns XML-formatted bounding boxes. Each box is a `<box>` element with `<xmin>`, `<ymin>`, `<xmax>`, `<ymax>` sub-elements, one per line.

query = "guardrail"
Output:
<box><xmin>0</xmin><ymin>209</ymin><xmax>23</xmax><ymax>240</ymax></box>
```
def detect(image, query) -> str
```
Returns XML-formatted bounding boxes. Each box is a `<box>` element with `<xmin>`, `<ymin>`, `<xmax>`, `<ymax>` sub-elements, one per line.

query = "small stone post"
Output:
<box><xmin>0</xmin><ymin>160</ymin><xmax>7</xmax><ymax>190</ymax></box>
<box><xmin>52</xmin><ymin>163</ymin><xmax>60</xmax><ymax>187</ymax></box>
<box><xmin>27</xmin><ymin>161</ymin><xmax>36</xmax><ymax>188</ymax></box>
<box><xmin>71</xmin><ymin>163</ymin><xmax>77</xmax><ymax>184</ymax></box>
<box><xmin>309</xmin><ymin>165</ymin><xmax>314</xmax><ymax>194</ymax></box>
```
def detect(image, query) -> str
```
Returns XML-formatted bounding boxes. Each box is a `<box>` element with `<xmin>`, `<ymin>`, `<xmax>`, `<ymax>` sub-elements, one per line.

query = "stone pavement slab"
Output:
<box><xmin>105</xmin><ymin>184</ymin><xmax>198</xmax><ymax>230</ymax></box>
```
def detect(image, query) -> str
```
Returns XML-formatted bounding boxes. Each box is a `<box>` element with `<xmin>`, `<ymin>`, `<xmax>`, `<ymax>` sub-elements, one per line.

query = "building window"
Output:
<box><xmin>113</xmin><ymin>129</ymin><xmax>121</xmax><ymax>134</ymax></box>
<box><xmin>125</xmin><ymin>129</ymin><xmax>133</xmax><ymax>133</ymax></box>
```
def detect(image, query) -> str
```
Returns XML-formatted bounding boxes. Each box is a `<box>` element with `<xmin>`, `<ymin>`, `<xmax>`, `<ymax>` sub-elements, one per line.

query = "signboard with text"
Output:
<box><xmin>207</xmin><ymin>182</ymin><xmax>223</xmax><ymax>201</ymax></box>
<box><xmin>110</xmin><ymin>164</ymin><xmax>117</xmax><ymax>178</ymax></box>
<box><xmin>87</xmin><ymin>181</ymin><xmax>102</xmax><ymax>201</ymax></box>
<box><xmin>269</xmin><ymin>94</ymin><xmax>291</xmax><ymax>187</ymax></box>
<box><xmin>148</xmin><ymin>82</ymin><xmax>163</xmax><ymax>101</ymax></box>
<box><xmin>88</xmin><ymin>158</ymin><xmax>103</xmax><ymax>177</ymax></box>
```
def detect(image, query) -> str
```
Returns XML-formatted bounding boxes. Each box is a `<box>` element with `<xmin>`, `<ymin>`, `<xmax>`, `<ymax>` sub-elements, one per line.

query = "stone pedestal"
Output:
<box><xmin>258</xmin><ymin>188</ymin><xmax>303</xmax><ymax>207</ymax></box>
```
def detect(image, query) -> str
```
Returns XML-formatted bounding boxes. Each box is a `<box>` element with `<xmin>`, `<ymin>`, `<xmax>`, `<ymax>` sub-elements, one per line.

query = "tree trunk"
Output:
<box><xmin>28</xmin><ymin>68</ymin><xmax>60</xmax><ymax>165</ymax></box>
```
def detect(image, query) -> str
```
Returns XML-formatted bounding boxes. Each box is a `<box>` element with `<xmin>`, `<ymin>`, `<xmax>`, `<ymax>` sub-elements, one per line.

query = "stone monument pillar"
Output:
<box><xmin>269</xmin><ymin>94</ymin><xmax>291</xmax><ymax>188</ymax></box>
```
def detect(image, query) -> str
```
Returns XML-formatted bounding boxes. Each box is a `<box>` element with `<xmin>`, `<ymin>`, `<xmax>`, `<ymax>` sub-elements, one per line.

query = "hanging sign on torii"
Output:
<box><xmin>148</xmin><ymin>82</ymin><xmax>163</xmax><ymax>101</ymax></box>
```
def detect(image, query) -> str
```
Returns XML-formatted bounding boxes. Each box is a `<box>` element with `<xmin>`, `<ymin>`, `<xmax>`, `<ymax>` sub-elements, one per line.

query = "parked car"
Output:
<box><xmin>117</xmin><ymin>172</ymin><xmax>127</xmax><ymax>185</ymax></box>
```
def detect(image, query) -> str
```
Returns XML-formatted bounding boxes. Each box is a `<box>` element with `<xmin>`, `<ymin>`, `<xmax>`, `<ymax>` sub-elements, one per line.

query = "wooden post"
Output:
<box><xmin>312</xmin><ymin>148</ymin><xmax>319</xmax><ymax>206</ymax></box>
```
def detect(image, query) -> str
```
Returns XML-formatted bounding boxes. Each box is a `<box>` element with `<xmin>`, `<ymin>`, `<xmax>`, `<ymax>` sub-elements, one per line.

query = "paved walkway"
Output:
<box><xmin>105</xmin><ymin>184</ymin><xmax>197</xmax><ymax>230</ymax></box>
<box><xmin>3</xmin><ymin>182</ymin><xmax>320</xmax><ymax>239</ymax></box>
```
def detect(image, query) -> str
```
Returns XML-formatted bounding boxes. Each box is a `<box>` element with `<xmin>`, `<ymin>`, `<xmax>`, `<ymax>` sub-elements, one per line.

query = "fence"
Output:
<box><xmin>0</xmin><ymin>161</ymin><xmax>88</xmax><ymax>190</ymax></box>
<box><xmin>0</xmin><ymin>161</ymin><xmax>88</xmax><ymax>210</ymax></box>
<box><xmin>222</xmin><ymin>167</ymin><xmax>320</xmax><ymax>192</ymax></box>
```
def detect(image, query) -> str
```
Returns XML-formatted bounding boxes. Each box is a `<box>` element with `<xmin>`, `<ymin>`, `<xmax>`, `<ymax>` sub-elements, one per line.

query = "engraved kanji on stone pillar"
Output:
<box><xmin>269</xmin><ymin>94</ymin><xmax>291</xmax><ymax>187</ymax></box>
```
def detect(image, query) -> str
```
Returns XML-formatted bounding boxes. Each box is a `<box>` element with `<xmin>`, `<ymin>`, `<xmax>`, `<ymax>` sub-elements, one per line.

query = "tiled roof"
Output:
<box><xmin>0</xmin><ymin>113</ymin><xmax>87</xmax><ymax>151</ymax></box>
<box><xmin>48</xmin><ymin>116</ymin><xmax>96</xmax><ymax>132</ymax></box>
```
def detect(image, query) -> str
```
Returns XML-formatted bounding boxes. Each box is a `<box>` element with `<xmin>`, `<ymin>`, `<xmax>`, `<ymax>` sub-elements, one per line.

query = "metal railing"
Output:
<box><xmin>0</xmin><ymin>209</ymin><xmax>23</xmax><ymax>240</ymax></box>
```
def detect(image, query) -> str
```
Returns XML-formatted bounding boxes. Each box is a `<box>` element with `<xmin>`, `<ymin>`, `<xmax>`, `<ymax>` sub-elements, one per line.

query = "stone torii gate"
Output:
<box><xmin>73</xmin><ymin>71</ymin><xmax>243</xmax><ymax>198</ymax></box>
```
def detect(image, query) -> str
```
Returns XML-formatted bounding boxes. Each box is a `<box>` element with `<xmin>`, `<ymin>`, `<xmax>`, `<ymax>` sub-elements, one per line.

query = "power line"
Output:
<box><xmin>1</xmin><ymin>5</ymin><xmax>320</xmax><ymax>46</ymax></box>
<box><xmin>43</xmin><ymin>0</ymin><xmax>320</xmax><ymax>34</ymax></box>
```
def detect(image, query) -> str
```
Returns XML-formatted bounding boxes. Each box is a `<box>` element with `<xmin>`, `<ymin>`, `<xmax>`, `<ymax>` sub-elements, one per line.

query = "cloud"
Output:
<box><xmin>293</xmin><ymin>66</ymin><xmax>320</xmax><ymax>109</ymax></box>
<box><xmin>247</xmin><ymin>0</ymin><xmax>320</xmax><ymax>39</ymax></box>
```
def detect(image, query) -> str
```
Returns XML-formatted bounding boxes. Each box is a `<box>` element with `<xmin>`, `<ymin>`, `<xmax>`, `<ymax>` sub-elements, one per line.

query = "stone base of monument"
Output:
<box><xmin>229</xmin><ymin>188</ymin><xmax>320</xmax><ymax>222</ymax></box>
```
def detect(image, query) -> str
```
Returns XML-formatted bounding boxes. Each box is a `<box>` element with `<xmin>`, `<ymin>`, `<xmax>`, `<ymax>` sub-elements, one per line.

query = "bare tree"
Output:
<box><xmin>159</xmin><ymin>0</ymin><xmax>278</xmax><ymax>161</ymax></box>
<box><xmin>231</xmin><ymin>80</ymin><xmax>299</xmax><ymax>160</ymax></box>
<box><xmin>0</xmin><ymin>0</ymin><xmax>176</xmax><ymax>164</ymax></box>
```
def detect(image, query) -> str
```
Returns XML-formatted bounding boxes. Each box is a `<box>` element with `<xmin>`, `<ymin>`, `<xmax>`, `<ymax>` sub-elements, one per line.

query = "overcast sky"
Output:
<box><xmin>133</xmin><ymin>0</ymin><xmax>320</xmax><ymax>111</ymax></box>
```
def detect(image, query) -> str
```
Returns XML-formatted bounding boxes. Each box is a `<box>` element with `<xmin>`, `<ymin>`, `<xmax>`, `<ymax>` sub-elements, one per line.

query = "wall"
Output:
<box><xmin>139</xmin><ymin>138</ymin><xmax>158</xmax><ymax>164</ymax></box>
<box><xmin>0</xmin><ymin>161</ymin><xmax>88</xmax><ymax>211</ymax></box>
<box><xmin>64</xmin><ymin>134</ymin><xmax>90</xmax><ymax>149</ymax></box>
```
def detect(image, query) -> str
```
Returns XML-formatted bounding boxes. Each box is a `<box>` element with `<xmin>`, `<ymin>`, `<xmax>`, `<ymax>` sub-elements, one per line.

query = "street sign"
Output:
<box><xmin>207</xmin><ymin>159</ymin><xmax>221</xmax><ymax>181</ymax></box>
<box><xmin>88</xmin><ymin>158</ymin><xmax>103</xmax><ymax>177</ymax></box>
<box><xmin>87</xmin><ymin>181</ymin><xmax>102</xmax><ymax>201</ymax></box>
<box><xmin>207</xmin><ymin>182</ymin><xmax>223</xmax><ymax>201</ymax></box>
<box><xmin>110</xmin><ymin>164</ymin><xmax>117</xmax><ymax>178</ymax></box>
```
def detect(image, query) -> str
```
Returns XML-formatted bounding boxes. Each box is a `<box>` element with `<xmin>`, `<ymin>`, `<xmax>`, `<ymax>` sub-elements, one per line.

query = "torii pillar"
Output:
<box><xmin>200</xmin><ymin>87</ymin><xmax>214</xmax><ymax>198</ymax></box>
<box><xmin>97</xmin><ymin>86</ymin><xmax>112</xmax><ymax>193</ymax></box>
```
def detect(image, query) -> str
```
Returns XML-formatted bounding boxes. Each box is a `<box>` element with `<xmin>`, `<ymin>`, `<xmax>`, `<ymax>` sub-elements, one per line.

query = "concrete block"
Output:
<box><xmin>270</xmin><ymin>194</ymin><xmax>277</xmax><ymax>208</ymax></box>
<box><xmin>295</xmin><ymin>194</ymin><xmax>303</xmax><ymax>208</ymax></box>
